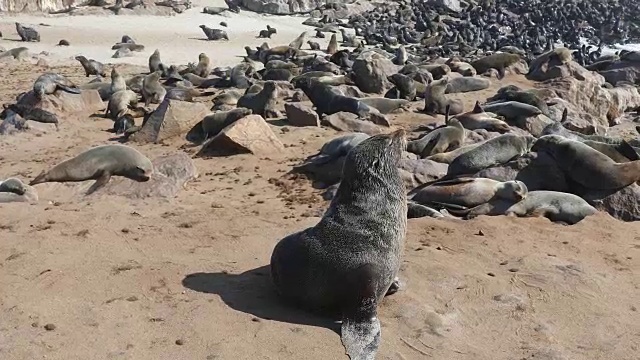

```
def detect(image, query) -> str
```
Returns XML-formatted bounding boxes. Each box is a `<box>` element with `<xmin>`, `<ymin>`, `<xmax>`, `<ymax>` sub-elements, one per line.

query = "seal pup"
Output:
<box><xmin>33</xmin><ymin>73</ymin><xmax>81</xmax><ymax>99</ymax></box>
<box><xmin>106</xmin><ymin>90</ymin><xmax>138</xmax><ymax>120</ymax></box>
<box><xmin>236</xmin><ymin>81</ymin><xmax>278</xmax><ymax>118</ymax></box>
<box><xmin>199</xmin><ymin>25</ymin><xmax>229</xmax><ymax>40</ymax></box>
<box><xmin>2</xmin><ymin>103</ymin><xmax>59</xmax><ymax>129</ymax></box>
<box><xmin>271</xmin><ymin>130</ymin><xmax>407</xmax><ymax>360</ymax></box>
<box><xmin>200</xmin><ymin>107</ymin><xmax>253</xmax><ymax>140</ymax></box>
<box><xmin>0</xmin><ymin>178</ymin><xmax>28</xmax><ymax>195</ymax></box>
<box><xmin>289</xmin><ymin>31</ymin><xmax>307</xmax><ymax>50</ymax></box>
<box><xmin>194</xmin><ymin>53</ymin><xmax>212</xmax><ymax>78</ymax></box>
<box><xmin>30</xmin><ymin>144</ymin><xmax>153</xmax><ymax>195</ymax></box>
<box><xmin>423</xmin><ymin>77</ymin><xmax>464</xmax><ymax>115</ymax></box>
<box><xmin>113</xmin><ymin>114</ymin><xmax>135</xmax><ymax>135</ymax></box>
<box><xmin>326</xmin><ymin>33</ymin><xmax>338</xmax><ymax>55</ymax></box>
<box><xmin>57</xmin><ymin>39</ymin><xmax>70</xmax><ymax>46</ymax></box>
<box><xmin>460</xmin><ymin>191</ymin><xmax>597</xmax><ymax>225</ymax></box>
<box><xmin>142</xmin><ymin>71</ymin><xmax>166</xmax><ymax>106</ymax></box>
<box><xmin>453</xmin><ymin>101</ymin><xmax>510</xmax><ymax>133</ymax></box>
<box><xmin>15</xmin><ymin>22</ymin><xmax>40</xmax><ymax>42</ymax></box>
<box><xmin>407</xmin><ymin>107</ymin><xmax>466</xmax><ymax>158</ymax></box>
<box><xmin>408</xmin><ymin>177</ymin><xmax>528</xmax><ymax>209</ymax></box>
<box><xmin>75</xmin><ymin>55</ymin><xmax>106</xmax><ymax>77</ymax></box>
<box><xmin>531</xmin><ymin>135</ymin><xmax>640</xmax><ymax>190</ymax></box>
<box><xmin>149</xmin><ymin>49</ymin><xmax>162</xmax><ymax>73</ymax></box>
<box><xmin>447</xmin><ymin>134</ymin><xmax>535</xmax><ymax>176</ymax></box>
<box><xmin>109</xmin><ymin>67</ymin><xmax>127</xmax><ymax>95</ymax></box>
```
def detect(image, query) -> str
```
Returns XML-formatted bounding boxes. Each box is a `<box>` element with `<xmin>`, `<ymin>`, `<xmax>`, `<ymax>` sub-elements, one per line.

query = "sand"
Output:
<box><xmin>0</xmin><ymin>4</ymin><xmax>639</xmax><ymax>360</ymax></box>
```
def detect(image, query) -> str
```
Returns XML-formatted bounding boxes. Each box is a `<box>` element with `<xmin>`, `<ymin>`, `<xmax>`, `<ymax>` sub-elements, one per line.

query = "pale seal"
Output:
<box><xmin>271</xmin><ymin>129</ymin><xmax>407</xmax><ymax>360</ymax></box>
<box><xmin>33</xmin><ymin>73</ymin><xmax>81</xmax><ymax>99</ymax></box>
<box><xmin>447</xmin><ymin>134</ymin><xmax>536</xmax><ymax>176</ymax></box>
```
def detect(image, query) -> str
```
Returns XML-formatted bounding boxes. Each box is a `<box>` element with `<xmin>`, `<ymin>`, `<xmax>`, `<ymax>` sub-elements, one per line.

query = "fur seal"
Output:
<box><xmin>471</xmin><ymin>53</ymin><xmax>521</xmax><ymax>79</ymax></box>
<box><xmin>263</xmin><ymin>68</ymin><xmax>294</xmax><ymax>81</ymax></box>
<box><xmin>327</xmin><ymin>33</ymin><xmax>338</xmax><ymax>55</ymax></box>
<box><xmin>488</xmin><ymin>86</ymin><xmax>550</xmax><ymax>115</ymax></box>
<box><xmin>75</xmin><ymin>56</ymin><xmax>106</xmax><ymax>77</ymax></box>
<box><xmin>293</xmin><ymin>77</ymin><xmax>370</xmax><ymax>117</ymax></box>
<box><xmin>106</xmin><ymin>90</ymin><xmax>138</xmax><ymax>120</ymax></box>
<box><xmin>33</xmin><ymin>73</ymin><xmax>81</xmax><ymax>99</ymax></box>
<box><xmin>149</xmin><ymin>49</ymin><xmax>162</xmax><ymax>73</ymax></box>
<box><xmin>57</xmin><ymin>39</ymin><xmax>70</xmax><ymax>46</ymax></box>
<box><xmin>110</xmin><ymin>67</ymin><xmax>127</xmax><ymax>95</ymax></box>
<box><xmin>112</xmin><ymin>43</ymin><xmax>145</xmax><ymax>52</ymax></box>
<box><xmin>444</xmin><ymin>76</ymin><xmax>491</xmax><ymax>94</ymax></box>
<box><xmin>200</xmin><ymin>25</ymin><xmax>229</xmax><ymax>40</ymax></box>
<box><xmin>359</xmin><ymin>98</ymin><xmax>410</xmax><ymax>114</ymax></box>
<box><xmin>423</xmin><ymin>77</ymin><xmax>464</xmax><ymax>115</ymax></box>
<box><xmin>461</xmin><ymin>191</ymin><xmax>597</xmax><ymax>225</ymax></box>
<box><xmin>407</xmin><ymin>109</ymin><xmax>466</xmax><ymax>157</ymax></box>
<box><xmin>531</xmin><ymin>135</ymin><xmax>640</xmax><ymax>190</ymax></box>
<box><xmin>142</xmin><ymin>71</ymin><xmax>166</xmax><ymax>106</ymax></box>
<box><xmin>30</xmin><ymin>144</ymin><xmax>153</xmax><ymax>195</ymax></box>
<box><xmin>237</xmin><ymin>81</ymin><xmax>278</xmax><ymax>118</ymax></box>
<box><xmin>426</xmin><ymin>141</ymin><xmax>486</xmax><ymax>164</ymax></box>
<box><xmin>481</xmin><ymin>101</ymin><xmax>542</xmax><ymax>120</ymax></box>
<box><xmin>0</xmin><ymin>178</ymin><xmax>28</xmax><ymax>195</ymax></box>
<box><xmin>394</xmin><ymin>45</ymin><xmax>408</xmax><ymax>65</ymax></box>
<box><xmin>387</xmin><ymin>73</ymin><xmax>417</xmax><ymax>101</ymax></box>
<box><xmin>308</xmin><ymin>41</ymin><xmax>321</xmax><ymax>50</ymax></box>
<box><xmin>445</xmin><ymin>59</ymin><xmax>476</xmax><ymax>76</ymax></box>
<box><xmin>270</xmin><ymin>129</ymin><xmax>407</xmax><ymax>360</ymax></box>
<box><xmin>582</xmin><ymin>140</ymin><xmax>640</xmax><ymax>163</ymax></box>
<box><xmin>447</xmin><ymin>134</ymin><xmax>536</xmax><ymax>176</ymax></box>
<box><xmin>194</xmin><ymin>53</ymin><xmax>212</xmax><ymax>78</ymax></box>
<box><xmin>300</xmin><ymin>132</ymin><xmax>371</xmax><ymax>166</ymax></box>
<box><xmin>15</xmin><ymin>22</ymin><xmax>40</xmax><ymax>42</ymax></box>
<box><xmin>113</xmin><ymin>114</ymin><xmax>135</xmax><ymax>135</ymax></box>
<box><xmin>453</xmin><ymin>102</ymin><xmax>510</xmax><ymax>133</ymax></box>
<box><xmin>200</xmin><ymin>107</ymin><xmax>253</xmax><ymax>140</ymax></box>
<box><xmin>408</xmin><ymin>177</ymin><xmax>528</xmax><ymax>209</ymax></box>
<box><xmin>2</xmin><ymin>103</ymin><xmax>59</xmax><ymax>129</ymax></box>
<box><xmin>289</xmin><ymin>31</ymin><xmax>307</xmax><ymax>50</ymax></box>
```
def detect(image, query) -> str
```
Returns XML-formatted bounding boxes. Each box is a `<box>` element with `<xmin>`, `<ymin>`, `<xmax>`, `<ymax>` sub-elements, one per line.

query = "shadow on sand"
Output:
<box><xmin>182</xmin><ymin>265</ymin><xmax>340</xmax><ymax>334</ymax></box>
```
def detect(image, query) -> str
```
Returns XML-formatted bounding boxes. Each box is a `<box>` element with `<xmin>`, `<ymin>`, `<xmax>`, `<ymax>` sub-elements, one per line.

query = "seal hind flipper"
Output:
<box><xmin>86</xmin><ymin>171</ymin><xmax>112</xmax><ymax>195</ymax></box>
<box><xmin>617</xmin><ymin>140</ymin><xmax>640</xmax><ymax>161</ymax></box>
<box><xmin>56</xmin><ymin>84</ymin><xmax>82</xmax><ymax>94</ymax></box>
<box><xmin>341</xmin><ymin>263</ymin><xmax>383</xmax><ymax>360</ymax></box>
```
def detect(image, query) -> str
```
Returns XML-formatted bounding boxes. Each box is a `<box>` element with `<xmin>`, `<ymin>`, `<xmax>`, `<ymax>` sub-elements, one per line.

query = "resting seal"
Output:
<box><xmin>453</xmin><ymin>101</ymin><xmax>510</xmax><ymax>133</ymax></box>
<box><xmin>448</xmin><ymin>134</ymin><xmax>535</xmax><ymax>176</ymax></box>
<box><xmin>271</xmin><ymin>129</ymin><xmax>407</xmax><ymax>360</ymax></box>
<box><xmin>2</xmin><ymin>103</ymin><xmax>59</xmax><ymax>129</ymax></box>
<box><xmin>408</xmin><ymin>177</ymin><xmax>527</xmax><ymax>209</ymax></box>
<box><xmin>531</xmin><ymin>135</ymin><xmax>640</xmax><ymax>190</ymax></box>
<box><xmin>407</xmin><ymin>108</ymin><xmax>465</xmax><ymax>158</ymax></box>
<box><xmin>423</xmin><ymin>77</ymin><xmax>463</xmax><ymax>115</ymax></box>
<box><xmin>237</xmin><ymin>81</ymin><xmax>278</xmax><ymax>118</ymax></box>
<box><xmin>30</xmin><ymin>144</ymin><xmax>153</xmax><ymax>195</ymax></box>
<box><xmin>201</xmin><ymin>107</ymin><xmax>252</xmax><ymax>139</ymax></box>
<box><xmin>0</xmin><ymin>178</ymin><xmax>28</xmax><ymax>195</ymax></box>
<box><xmin>359</xmin><ymin>97</ymin><xmax>410</xmax><ymax>114</ymax></box>
<box><xmin>33</xmin><ymin>73</ymin><xmax>81</xmax><ymax>99</ymax></box>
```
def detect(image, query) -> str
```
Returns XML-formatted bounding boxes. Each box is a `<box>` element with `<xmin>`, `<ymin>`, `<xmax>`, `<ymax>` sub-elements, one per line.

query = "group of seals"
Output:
<box><xmin>271</xmin><ymin>130</ymin><xmax>407</xmax><ymax>360</ymax></box>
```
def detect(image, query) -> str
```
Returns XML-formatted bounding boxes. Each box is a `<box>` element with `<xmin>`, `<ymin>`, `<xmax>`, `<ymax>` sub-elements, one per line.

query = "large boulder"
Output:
<box><xmin>284</xmin><ymin>103</ymin><xmax>319</xmax><ymax>127</ymax></box>
<box><xmin>17</xmin><ymin>89</ymin><xmax>103</xmax><ymax>116</ymax></box>
<box><xmin>198</xmin><ymin>114</ymin><xmax>284</xmax><ymax>156</ymax></box>
<box><xmin>429</xmin><ymin>0</ymin><xmax>461</xmax><ymax>12</ymax></box>
<box><xmin>240</xmin><ymin>0</ymin><xmax>353</xmax><ymax>14</ymax></box>
<box><xmin>597</xmin><ymin>61</ymin><xmax>640</xmax><ymax>85</ymax></box>
<box><xmin>527</xmin><ymin>59</ymin><xmax>597</xmax><ymax>82</ymax></box>
<box><xmin>398</xmin><ymin>157</ymin><xmax>448</xmax><ymax>188</ymax></box>
<box><xmin>321</xmin><ymin>112</ymin><xmax>384</xmax><ymax>135</ymax></box>
<box><xmin>582</xmin><ymin>184</ymin><xmax>640</xmax><ymax>222</ymax></box>
<box><xmin>352</xmin><ymin>50</ymin><xmax>398</xmax><ymax>94</ymax></box>
<box><xmin>133</xmin><ymin>99</ymin><xmax>209</xmax><ymax>144</ymax></box>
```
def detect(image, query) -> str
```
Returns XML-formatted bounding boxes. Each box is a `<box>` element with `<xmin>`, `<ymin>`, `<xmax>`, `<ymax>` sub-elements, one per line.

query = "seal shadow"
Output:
<box><xmin>182</xmin><ymin>265</ymin><xmax>340</xmax><ymax>334</ymax></box>
<box><xmin>188</xmin><ymin>37</ymin><xmax>214</xmax><ymax>42</ymax></box>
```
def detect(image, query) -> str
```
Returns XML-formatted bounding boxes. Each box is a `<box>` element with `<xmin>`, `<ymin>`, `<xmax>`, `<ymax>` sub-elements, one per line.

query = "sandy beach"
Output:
<box><xmin>0</xmin><ymin>4</ymin><xmax>639</xmax><ymax>360</ymax></box>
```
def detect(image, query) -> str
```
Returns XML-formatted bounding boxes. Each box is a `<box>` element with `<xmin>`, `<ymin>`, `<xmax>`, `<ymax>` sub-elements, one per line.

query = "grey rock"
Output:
<box><xmin>583</xmin><ymin>184</ymin><xmax>640</xmax><ymax>222</ymax></box>
<box><xmin>352</xmin><ymin>50</ymin><xmax>398</xmax><ymax>94</ymax></box>
<box><xmin>285</xmin><ymin>102</ymin><xmax>320</xmax><ymax>126</ymax></box>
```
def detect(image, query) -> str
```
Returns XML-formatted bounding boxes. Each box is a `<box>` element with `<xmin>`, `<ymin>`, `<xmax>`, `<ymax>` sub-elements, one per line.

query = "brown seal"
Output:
<box><xmin>236</xmin><ymin>80</ymin><xmax>278</xmax><ymax>118</ymax></box>
<box><xmin>453</xmin><ymin>101</ymin><xmax>510</xmax><ymax>133</ymax></box>
<box><xmin>471</xmin><ymin>53</ymin><xmax>521</xmax><ymax>79</ymax></box>
<box><xmin>194</xmin><ymin>52</ymin><xmax>212</xmax><ymax>77</ymax></box>
<box><xmin>75</xmin><ymin>55</ymin><xmax>107</xmax><ymax>77</ymax></box>
<box><xmin>407</xmin><ymin>106</ymin><xmax>466</xmax><ymax>157</ymax></box>
<box><xmin>142</xmin><ymin>71</ymin><xmax>166</xmax><ymax>106</ymax></box>
<box><xmin>30</xmin><ymin>144</ymin><xmax>153</xmax><ymax>195</ymax></box>
<box><xmin>423</xmin><ymin>77</ymin><xmax>464</xmax><ymax>115</ymax></box>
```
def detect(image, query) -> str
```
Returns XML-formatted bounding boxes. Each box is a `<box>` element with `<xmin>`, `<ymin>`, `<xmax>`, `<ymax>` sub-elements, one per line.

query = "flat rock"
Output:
<box><xmin>199</xmin><ymin>114</ymin><xmax>284</xmax><ymax>156</ymax></box>
<box><xmin>284</xmin><ymin>103</ymin><xmax>320</xmax><ymax>127</ymax></box>
<box><xmin>17</xmin><ymin>89</ymin><xmax>103</xmax><ymax>116</ymax></box>
<box><xmin>133</xmin><ymin>99</ymin><xmax>209</xmax><ymax>144</ymax></box>
<box><xmin>321</xmin><ymin>112</ymin><xmax>384</xmax><ymax>135</ymax></box>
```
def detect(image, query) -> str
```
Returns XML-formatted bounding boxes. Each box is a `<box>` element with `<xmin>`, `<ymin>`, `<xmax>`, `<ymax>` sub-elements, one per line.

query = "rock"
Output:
<box><xmin>527</xmin><ymin>59</ymin><xmax>596</xmax><ymax>82</ymax></box>
<box><xmin>112</xmin><ymin>48</ymin><xmax>133</xmax><ymax>58</ymax></box>
<box><xmin>334</xmin><ymin>84</ymin><xmax>366</xmax><ymax>98</ymax></box>
<box><xmin>321</xmin><ymin>112</ymin><xmax>383</xmax><ymax>135</ymax></box>
<box><xmin>398</xmin><ymin>157</ymin><xmax>448</xmax><ymax>188</ymax></box>
<box><xmin>95</xmin><ymin>153</ymin><xmax>198</xmax><ymax>199</ymax></box>
<box><xmin>607</xmin><ymin>85</ymin><xmax>640</xmax><ymax>125</ymax></box>
<box><xmin>583</xmin><ymin>184</ymin><xmax>640</xmax><ymax>222</ymax></box>
<box><xmin>429</xmin><ymin>0</ymin><xmax>461</xmax><ymax>12</ymax></box>
<box><xmin>133</xmin><ymin>99</ymin><xmax>209</xmax><ymax>144</ymax></box>
<box><xmin>0</xmin><ymin>112</ymin><xmax>27</xmax><ymax>135</ymax></box>
<box><xmin>36</xmin><ymin>58</ymin><xmax>48</xmax><ymax>67</ymax></box>
<box><xmin>199</xmin><ymin>114</ymin><xmax>284</xmax><ymax>156</ymax></box>
<box><xmin>352</xmin><ymin>50</ymin><xmax>398</xmax><ymax>94</ymax></box>
<box><xmin>512</xmin><ymin>114</ymin><xmax>554</xmax><ymax>137</ymax></box>
<box><xmin>240</xmin><ymin>0</ymin><xmax>352</xmax><ymax>15</ymax></box>
<box><xmin>445</xmin><ymin>76</ymin><xmax>491</xmax><ymax>93</ymax></box>
<box><xmin>17</xmin><ymin>89</ymin><xmax>103</xmax><ymax>116</ymax></box>
<box><xmin>597</xmin><ymin>61</ymin><xmax>640</xmax><ymax>85</ymax></box>
<box><xmin>284</xmin><ymin>103</ymin><xmax>320</xmax><ymax>127</ymax></box>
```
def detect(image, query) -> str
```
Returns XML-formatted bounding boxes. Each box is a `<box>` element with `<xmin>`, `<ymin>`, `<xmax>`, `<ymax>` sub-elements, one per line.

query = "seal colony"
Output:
<box><xmin>1</xmin><ymin>0</ymin><xmax>640</xmax><ymax>358</ymax></box>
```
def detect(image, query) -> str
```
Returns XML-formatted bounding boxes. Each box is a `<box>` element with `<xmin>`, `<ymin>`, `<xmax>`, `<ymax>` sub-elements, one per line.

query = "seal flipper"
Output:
<box><xmin>341</xmin><ymin>264</ymin><xmax>383</xmax><ymax>360</ymax></box>
<box><xmin>472</xmin><ymin>100</ymin><xmax>483</xmax><ymax>113</ymax></box>
<box><xmin>86</xmin><ymin>171</ymin><xmax>112</xmax><ymax>195</ymax></box>
<box><xmin>56</xmin><ymin>84</ymin><xmax>82</xmax><ymax>94</ymax></box>
<box><xmin>29</xmin><ymin>170</ymin><xmax>48</xmax><ymax>186</ymax></box>
<box><xmin>616</xmin><ymin>140</ymin><xmax>640</xmax><ymax>161</ymax></box>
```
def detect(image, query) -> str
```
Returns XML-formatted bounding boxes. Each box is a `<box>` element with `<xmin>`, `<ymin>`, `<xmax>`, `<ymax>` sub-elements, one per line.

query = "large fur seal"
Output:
<box><xmin>33</xmin><ymin>73</ymin><xmax>81</xmax><ymax>99</ymax></box>
<box><xmin>149</xmin><ymin>49</ymin><xmax>162</xmax><ymax>73</ymax></box>
<box><xmin>423</xmin><ymin>77</ymin><xmax>463</xmax><ymax>115</ymax></box>
<box><xmin>142</xmin><ymin>71</ymin><xmax>166</xmax><ymax>106</ymax></box>
<box><xmin>408</xmin><ymin>177</ymin><xmax>528</xmax><ymax>209</ymax></box>
<box><xmin>2</xmin><ymin>103</ymin><xmax>59</xmax><ymax>128</ymax></box>
<box><xmin>531</xmin><ymin>135</ymin><xmax>640</xmax><ymax>190</ymax></box>
<box><xmin>237</xmin><ymin>81</ymin><xmax>278</xmax><ymax>118</ymax></box>
<box><xmin>387</xmin><ymin>73</ymin><xmax>417</xmax><ymax>100</ymax></box>
<box><xmin>75</xmin><ymin>55</ymin><xmax>107</xmax><ymax>77</ymax></box>
<box><xmin>453</xmin><ymin>102</ymin><xmax>510</xmax><ymax>133</ymax></box>
<box><xmin>200</xmin><ymin>107</ymin><xmax>252</xmax><ymax>139</ymax></box>
<box><xmin>289</xmin><ymin>31</ymin><xmax>307</xmax><ymax>50</ymax></box>
<box><xmin>447</xmin><ymin>134</ymin><xmax>535</xmax><ymax>176</ymax></box>
<box><xmin>30</xmin><ymin>144</ymin><xmax>153</xmax><ymax>195</ymax></box>
<box><xmin>271</xmin><ymin>129</ymin><xmax>407</xmax><ymax>360</ymax></box>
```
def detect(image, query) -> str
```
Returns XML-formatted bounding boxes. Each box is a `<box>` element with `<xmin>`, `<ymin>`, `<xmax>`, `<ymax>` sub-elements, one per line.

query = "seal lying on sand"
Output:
<box><xmin>447</xmin><ymin>134</ymin><xmax>535</xmax><ymax>176</ymax></box>
<box><xmin>30</xmin><ymin>144</ymin><xmax>153</xmax><ymax>195</ymax></box>
<box><xmin>271</xmin><ymin>130</ymin><xmax>407</xmax><ymax>360</ymax></box>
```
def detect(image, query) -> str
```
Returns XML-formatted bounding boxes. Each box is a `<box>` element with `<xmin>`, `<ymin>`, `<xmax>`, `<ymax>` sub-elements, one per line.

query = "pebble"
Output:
<box><xmin>175</xmin><ymin>339</ymin><xmax>185</xmax><ymax>346</ymax></box>
<box><xmin>44</xmin><ymin>323</ymin><xmax>56</xmax><ymax>331</ymax></box>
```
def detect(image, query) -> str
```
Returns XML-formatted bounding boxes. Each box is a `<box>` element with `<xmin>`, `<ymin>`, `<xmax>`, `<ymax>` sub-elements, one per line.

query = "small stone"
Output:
<box><xmin>126</xmin><ymin>296</ymin><xmax>139</xmax><ymax>302</ymax></box>
<box><xmin>508</xmin><ymin>268</ymin><xmax>519</xmax><ymax>273</ymax></box>
<box><xmin>44</xmin><ymin>323</ymin><xmax>56</xmax><ymax>331</ymax></box>
<box><xmin>500</xmin><ymin>261</ymin><xmax>508</xmax><ymax>265</ymax></box>
<box><xmin>251</xmin><ymin>317</ymin><xmax>261</xmax><ymax>322</ymax></box>
<box><xmin>477</xmin><ymin>230</ymin><xmax>485</xmax><ymax>236</ymax></box>
<box><xmin>31</xmin><ymin>322</ymin><xmax>39</xmax><ymax>328</ymax></box>
<box><xmin>487</xmin><ymin>272</ymin><xmax>496</xmax><ymax>277</ymax></box>
<box><xmin>175</xmin><ymin>339</ymin><xmax>185</xmax><ymax>345</ymax></box>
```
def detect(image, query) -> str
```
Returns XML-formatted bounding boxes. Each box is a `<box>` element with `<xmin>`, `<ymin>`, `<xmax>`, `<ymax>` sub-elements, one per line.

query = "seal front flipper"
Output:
<box><xmin>341</xmin><ymin>264</ymin><xmax>383</xmax><ymax>360</ymax></box>
<box><xmin>86</xmin><ymin>171</ymin><xmax>112</xmax><ymax>195</ymax></box>
<box><xmin>29</xmin><ymin>170</ymin><xmax>48</xmax><ymax>186</ymax></box>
